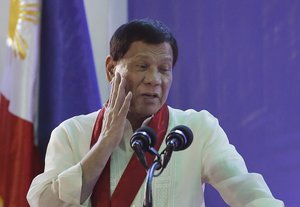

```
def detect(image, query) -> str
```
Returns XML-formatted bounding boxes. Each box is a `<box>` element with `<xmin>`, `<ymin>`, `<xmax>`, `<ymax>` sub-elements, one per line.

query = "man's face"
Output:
<box><xmin>114</xmin><ymin>41</ymin><xmax>173</xmax><ymax>118</ymax></box>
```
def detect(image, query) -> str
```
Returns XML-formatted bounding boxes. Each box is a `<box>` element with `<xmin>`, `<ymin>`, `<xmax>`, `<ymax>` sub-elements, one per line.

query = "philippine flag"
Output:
<box><xmin>0</xmin><ymin>1</ymin><xmax>42</xmax><ymax>206</ymax></box>
<box><xmin>0</xmin><ymin>0</ymin><xmax>101</xmax><ymax>206</ymax></box>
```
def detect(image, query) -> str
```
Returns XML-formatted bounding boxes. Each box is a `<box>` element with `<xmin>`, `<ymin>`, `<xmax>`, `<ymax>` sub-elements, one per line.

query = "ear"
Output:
<box><xmin>105</xmin><ymin>55</ymin><xmax>116</xmax><ymax>82</ymax></box>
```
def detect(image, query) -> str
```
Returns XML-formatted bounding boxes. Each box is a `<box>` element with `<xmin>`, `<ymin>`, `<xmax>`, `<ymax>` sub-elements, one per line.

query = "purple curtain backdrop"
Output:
<box><xmin>129</xmin><ymin>1</ymin><xmax>300</xmax><ymax>206</ymax></box>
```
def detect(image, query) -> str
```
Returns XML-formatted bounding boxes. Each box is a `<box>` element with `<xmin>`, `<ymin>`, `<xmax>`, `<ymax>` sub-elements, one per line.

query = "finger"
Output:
<box><xmin>119</xmin><ymin>91</ymin><xmax>132</xmax><ymax>116</ymax></box>
<box><xmin>114</xmin><ymin>76</ymin><xmax>127</xmax><ymax>109</ymax></box>
<box><xmin>108</xmin><ymin>77</ymin><xmax>115</xmax><ymax>107</ymax></box>
<box><xmin>110</xmin><ymin>72</ymin><xmax>121</xmax><ymax>107</ymax></box>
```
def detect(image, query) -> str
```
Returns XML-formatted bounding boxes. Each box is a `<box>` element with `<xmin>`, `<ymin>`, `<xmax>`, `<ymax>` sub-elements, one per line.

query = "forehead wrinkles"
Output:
<box><xmin>139</xmin><ymin>45</ymin><xmax>172</xmax><ymax>60</ymax></box>
<box><xmin>123</xmin><ymin>42</ymin><xmax>173</xmax><ymax>63</ymax></box>
<box><xmin>130</xmin><ymin>53</ymin><xmax>173</xmax><ymax>64</ymax></box>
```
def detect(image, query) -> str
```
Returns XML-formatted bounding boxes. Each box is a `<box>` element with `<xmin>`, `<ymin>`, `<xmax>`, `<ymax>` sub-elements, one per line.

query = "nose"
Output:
<box><xmin>144</xmin><ymin>67</ymin><xmax>161</xmax><ymax>85</ymax></box>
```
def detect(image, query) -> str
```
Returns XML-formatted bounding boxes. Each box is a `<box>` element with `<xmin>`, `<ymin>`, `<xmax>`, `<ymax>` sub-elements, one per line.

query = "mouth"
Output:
<box><xmin>141</xmin><ymin>93</ymin><xmax>159</xmax><ymax>98</ymax></box>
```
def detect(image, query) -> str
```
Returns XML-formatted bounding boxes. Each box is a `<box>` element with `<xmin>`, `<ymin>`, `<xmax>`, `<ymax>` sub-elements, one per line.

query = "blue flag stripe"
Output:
<box><xmin>38</xmin><ymin>0</ymin><xmax>101</xmax><ymax>156</ymax></box>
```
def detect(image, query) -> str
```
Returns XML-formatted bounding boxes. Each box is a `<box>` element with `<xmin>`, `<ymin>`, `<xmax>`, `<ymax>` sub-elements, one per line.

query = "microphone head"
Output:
<box><xmin>130</xmin><ymin>126</ymin><xmax>157</xmax><ymax>151</ymax></box>
<box><xmin>166</xmin><ymin>125</ymin><xmax>193</xmax><ymax>151</ymax></box>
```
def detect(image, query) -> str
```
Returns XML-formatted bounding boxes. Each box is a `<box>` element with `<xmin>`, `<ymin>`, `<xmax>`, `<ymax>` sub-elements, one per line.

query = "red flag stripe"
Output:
<box><xmin>0</xmin><ymin>94</ymin><xmax>42</xmax><ymax>207</ymax></box>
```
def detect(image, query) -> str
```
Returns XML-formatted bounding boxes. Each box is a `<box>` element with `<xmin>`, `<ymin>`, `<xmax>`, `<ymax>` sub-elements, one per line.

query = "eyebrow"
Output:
<box><xmin>133</xmin><ymin>54</ymin><xmax>173</xmax><ymax>62</ymax></box>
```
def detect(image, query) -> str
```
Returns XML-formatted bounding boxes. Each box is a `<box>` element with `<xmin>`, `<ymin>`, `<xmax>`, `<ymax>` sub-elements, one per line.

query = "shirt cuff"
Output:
<box><xmin>57</xmin><ymin>162</ymin><xmax>87</xmax><ymax>205</ymax></box>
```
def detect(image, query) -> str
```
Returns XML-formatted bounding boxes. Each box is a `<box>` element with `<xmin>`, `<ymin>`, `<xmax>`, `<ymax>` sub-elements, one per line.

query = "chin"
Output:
<box><xmin>131</xmin><ymin>105</ymin><xmax>160</xmax><ymax>117</ymax></box>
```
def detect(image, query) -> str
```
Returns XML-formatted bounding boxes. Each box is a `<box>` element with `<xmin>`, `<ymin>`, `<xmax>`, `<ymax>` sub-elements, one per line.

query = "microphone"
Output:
<box><xmin>162</xmin><ymin>125</ymin><xmax>193</xmax><ymax>169</ymax></box>
<box><xmin>166</xmin><ymin>125</ymin><xmax>193</xmax><ymax>151</ymax></box>
<box><xmin>130</xmin><ymin>126</ymin><xmax>157</xmax><ymax>169</ymax></box>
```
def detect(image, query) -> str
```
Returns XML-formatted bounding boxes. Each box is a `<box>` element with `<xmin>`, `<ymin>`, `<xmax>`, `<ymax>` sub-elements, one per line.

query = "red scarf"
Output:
<box><xmin>90</xmin><ymin>104</ymin><xmax>169</xmax><ymax>207</ymax></box>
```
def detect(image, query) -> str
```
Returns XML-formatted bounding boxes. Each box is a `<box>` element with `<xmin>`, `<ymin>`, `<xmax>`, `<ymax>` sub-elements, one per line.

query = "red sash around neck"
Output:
<box><xmin>90</xmin><ymin>104</ymin><xmax>169</xmax><ymax>207</ymax></box>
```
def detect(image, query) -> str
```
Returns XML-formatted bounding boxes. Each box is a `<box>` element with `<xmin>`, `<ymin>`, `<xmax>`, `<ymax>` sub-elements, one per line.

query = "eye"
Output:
<box><xmin>140</xmin><ymin>64</ymin><xmax>147</xmax><ymax>68</ymax></box>
<box><xmin>159</xmin><ymin>65</ymin><xmax>172</xmax><ymax>73</ymax></box>
<box><xmin>136</xmin><ymin>63</ymin><xmax>148</xmax><ymax>70</ymax></box>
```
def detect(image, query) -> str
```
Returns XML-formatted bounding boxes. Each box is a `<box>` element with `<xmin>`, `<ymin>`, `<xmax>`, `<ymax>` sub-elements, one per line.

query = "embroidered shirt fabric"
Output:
<box><xmin>27</xmin><ymin>106</ymin><xmax>284</xmax><ymax>207</ymax></box>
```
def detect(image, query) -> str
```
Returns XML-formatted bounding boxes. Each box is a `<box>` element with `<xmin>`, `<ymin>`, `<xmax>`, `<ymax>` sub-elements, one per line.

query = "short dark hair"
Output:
<box><xmin>110</xmin><ymin>18</ymin><xmax>178</xmax><ymax>66</ymax></box>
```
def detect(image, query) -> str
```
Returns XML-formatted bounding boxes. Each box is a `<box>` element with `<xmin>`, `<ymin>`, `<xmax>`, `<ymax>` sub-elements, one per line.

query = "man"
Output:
<box><xmin>27</xmin><ymin>18</ymin><xmax>284</xmax><ymax>207</ymax></box>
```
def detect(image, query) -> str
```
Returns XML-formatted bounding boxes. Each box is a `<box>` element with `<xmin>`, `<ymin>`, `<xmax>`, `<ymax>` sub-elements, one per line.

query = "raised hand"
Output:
<box><xmin>80</xmin><ymin>72</ymin><xmax>132</xmax><ymax>203</ymax></box>
<box><xmin>99</xmin><ymin>72</ymin><xmax>132</xmax><ymax>148</ymax></box>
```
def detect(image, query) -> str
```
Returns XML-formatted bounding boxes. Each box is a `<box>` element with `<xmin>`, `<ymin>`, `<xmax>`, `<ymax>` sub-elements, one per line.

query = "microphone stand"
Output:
<box><xmin>141</xmin><ymin>143</ymin><xmax>181</xmax><ymax>206</ymax></box>
<box><xmin>139</xmin><ymin>125</ymin><xmax>193</xmax><ymax>207</ymax></box>
<box><xmin>142</xmin><ymin>146</ymin><xmax>163</xmax><ymax>207</ymax></box>
<box><xmin>143</xmin><ymin>160</ymin><xmax>161</xmax><ymax>207</ymax></box>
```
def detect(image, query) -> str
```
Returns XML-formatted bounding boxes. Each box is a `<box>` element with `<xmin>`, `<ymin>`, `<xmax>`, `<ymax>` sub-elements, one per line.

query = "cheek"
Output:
<box><xmin>123</xmin><ymin>74</ymin><xmax>137</xmax><ymax>93</ymax></box>
<box><xmin>163</xmin><ymin>77</ymin><xmax>172</xmax><ymax>92</ymax></box>
<box><xmin>124</xmin><ymin>82</ymin><xmax>132</xmax><ymax>93</ymax></box>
